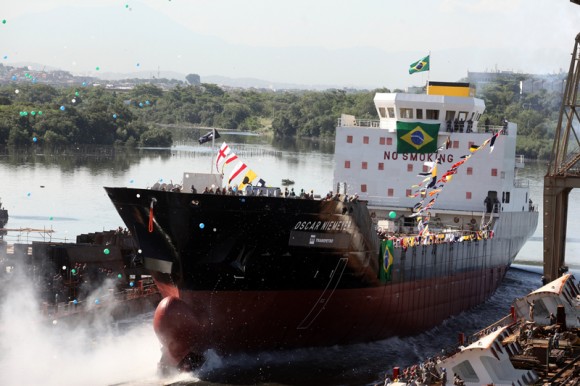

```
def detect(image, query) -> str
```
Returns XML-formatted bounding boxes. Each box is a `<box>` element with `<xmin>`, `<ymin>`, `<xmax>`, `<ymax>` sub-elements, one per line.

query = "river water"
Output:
<box><xmin>0</xmin><ymin>134</ymin><xmax>578</xmax><ymax>386</ymax></box>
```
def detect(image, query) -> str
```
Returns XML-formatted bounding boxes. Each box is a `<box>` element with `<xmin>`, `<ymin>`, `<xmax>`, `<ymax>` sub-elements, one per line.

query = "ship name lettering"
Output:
<box><xmin>384</xmin><ymin>151</ymin><xmax>454</xmax><ymax>163</ymax></box>
<box><xmin>294</xmin><ymin>221</ymin><xmax>321</xmax><ymax>231</ymax></box>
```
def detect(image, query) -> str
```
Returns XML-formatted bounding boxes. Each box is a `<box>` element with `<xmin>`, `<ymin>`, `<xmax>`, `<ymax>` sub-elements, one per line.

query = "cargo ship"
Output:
<box><xmin>105</xmin><ymin>81</ymin><xmax>538</xmax><ymax>370</ymax></box>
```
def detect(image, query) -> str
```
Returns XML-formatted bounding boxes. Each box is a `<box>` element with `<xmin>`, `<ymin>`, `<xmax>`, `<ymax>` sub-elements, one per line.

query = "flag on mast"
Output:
<box><xmin>409</xmin><ymin>55</ymin><xmax>430</xmax><ymax>74</ymax></box>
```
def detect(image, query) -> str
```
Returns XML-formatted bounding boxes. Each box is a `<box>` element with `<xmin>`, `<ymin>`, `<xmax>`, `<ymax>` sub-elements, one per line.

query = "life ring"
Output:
<box><xmin>453</xmin><ymin>217</ymin><xmax>460</xmax><ymax>223</ymax></box>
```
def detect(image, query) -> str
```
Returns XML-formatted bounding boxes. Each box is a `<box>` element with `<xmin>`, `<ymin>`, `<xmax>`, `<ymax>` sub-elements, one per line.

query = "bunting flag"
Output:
<box><xmin>406</xmin><ymin>130</ymin><xmax>504</xmax><ymax>223</ymax></box>
<box><xmin>379</xmin><ymin>239</ymin><xmax>394</xmax><ymax>282</ymax></box>
<box><xmin>396</xmin><ymin>122</ymin><xmax>439</xmax><ymax>153</ymax></box>
<box><xmin>216</xmin><ymin>142</ymin><xmax>230</xmax><ymax>171</ymax></box>
<box><xmin>257</xmin><ymin>178</ymin><xmax>266</xmax><ymax>187</ymax></box>
<box><xmin>409</xmin><ymin>55</ymin><xmax>430</xmax><ymax>74</ymax></box>
<box><xmin>238</xmin><ymin>169</ymin><xmax>258</xmax><ymax>190</ymax></box>
<box><xmin>489</xmin><ymin>132</ymin><xmax>500</xmax><ymax>153</ymax></box>
<box><xmin>228</xmin><ymin>161</ymin><xmax>247</xmax><ymax>184</ymax></box>
<box><xmin>221</xmin><ymin>152</ymin><xmax>239</xmax><ymax>174</ymax></box>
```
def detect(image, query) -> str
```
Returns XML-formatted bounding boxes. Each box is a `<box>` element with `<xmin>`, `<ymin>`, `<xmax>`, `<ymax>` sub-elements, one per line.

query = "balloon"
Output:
<box><xmin>60</xmin><ymin>106</ymin><xmax>65</xmax><ymax>111</ymax></box>
<box><xmin>95</xmin><ymin>299</ymin><xmax>100</xmax><ymax>304</ymax></box>
<box><xmin>136</xmin><ymin>63</ymin><xmax>140</xmax><ymax>67</ymax></box>
<box><xmin>14</xmin><ymin>89</ymin><xmax>19</xmax><ymax>94</ymax></box>
<box><xmin>139</xmin><ymin>102</ymin><xmax>143</xmax><ymax>107</ymax></box>
<box><xmin>38</xmin><ymin>111</ymin><xmax>43</xmax><ymax>115</ymax></box>
<box><xmin>129</xmin><ymin>281</ymin><xmax>134</xmax><ymax>287</ymax></box>
<box><xmin>112</xmin><ymin>113</ymin><xmax>117</xmax><ymax>119</ymax></box>
<box><xmin>75</xmin><ymin>91</ymin><xmax>79</xmax><ymax>96</ymax></box>
<box><xmin>95</xmin><ymin>66</ymin><xmax>100</xmax><ymax>71</ymax></box>
<box><xmin>129</xmin><ymin>179</ymin><xmax>134</xmax><ymax>183</ymax></box>
<box><xmin>3</xmin><ymin>55</ymin><xmax>7</xmax><ymax>60</ymax></box>
<box><xmin>32</xmin><ymin>137</ymin><xmax>37</xmax><ymax>143</ymax></box>
<box><xmin>71</xmin><ymin>98</ymin><xmax>76</xmax><ymax>103</ymax></box>
<box><xmin>62</xmin><ymin>265</ymin><xmax>67</xmax><ymax>270</ymax></box>
<box><xmin>199</xmin><ymin>223</ymin><xmax>205</xmax><ymax>229</ymax></box>
<box><xmin>103</xmin><ymin>248</ymin><xmax>110</xmax><ymax>255</ymax></box>
<box><xmin>49</xmin><ymin>216</ymin><xmax>53</xmax><ymax>220</ymax></box>
<box><xmin>73</xmin><ymin>299</ymin><xmax>78</xmax><ymax>304</ymax></box>
<box><xmin>145</xmin><ymin>100</ymin><xmax>150</xmax><ymax>105</ymax></box>
<box><xmin>26</xmin><ymin>192</ymin><xmax>31</xmax><ymax>197</ymax></box>
<box><xmin>31</xmin><ymin>111</ymin><xmax>36</xmax><ymax>116</ymax></box>
<box><xmin>388</xmin><ymin>211</ymin><xmax>397</xmax><ymax>219</ymax></box>
<box><xmin>71</xmin><ymin>268</ymin><xmax>76</xmax><ymax>274</ymax></box>
<box><xmin>82</xmin><ymin>82</ymin><xmax>87</xmax><ymax>86</ymax></box>
<box><xmin>117</xmin><ymin>273</ymin><xmax>122</xmax><ymax>279</ymax></box>
<box><xmin>11</xmin><ymin>75</ymin><xmax>16</xmax><ymax>81</ymax></box>
<box><xmin>32</xmin><ymin>78</ymin><xmax>37</xmax><ymax>84</ymax></box>
<box><xmin>2</xmin><ymin>20</ymin><xmax>6</xmax><ymax>24</ymax></box>
<box><xmin>137</xmin><ymin>249</ymin><xmax>142</xmax><ymax>254</ymax></box>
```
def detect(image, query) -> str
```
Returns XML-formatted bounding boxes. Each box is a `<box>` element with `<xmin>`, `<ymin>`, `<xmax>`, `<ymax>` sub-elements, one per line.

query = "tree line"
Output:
<box><xmin>0</xmin><ymin>78</ymin><xmax>562</xmax><ymax>159</ymax></box>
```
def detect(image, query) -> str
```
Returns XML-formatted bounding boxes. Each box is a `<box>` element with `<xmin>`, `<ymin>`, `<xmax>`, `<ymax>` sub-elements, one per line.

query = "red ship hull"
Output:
<box><xmin>153</xmin><ymin>264</ymin><xmax>507</xmax><ymax>367</ymax></box>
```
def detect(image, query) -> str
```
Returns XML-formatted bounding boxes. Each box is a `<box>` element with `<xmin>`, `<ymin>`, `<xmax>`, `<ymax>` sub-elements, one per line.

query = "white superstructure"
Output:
<box><xmin>334</xmin><ymin>82</ymin><xmax>532</xmax><ymax>231</ymax></box>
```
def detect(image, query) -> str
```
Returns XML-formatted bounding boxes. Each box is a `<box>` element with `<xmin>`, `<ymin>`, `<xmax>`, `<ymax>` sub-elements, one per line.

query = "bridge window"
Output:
<box><xmin>400</xmin><ymin>108</ymin><xmax>413</xmax><ymax>119</ymax></box>
<box><xmin>426</xmin><ymin>109</ymin><xmax>440</xmax><ymax>120</ymax></box>
<box><xmin>388</xmin><ymin>107</ymin><xmax>395</xmax><ymax>118</ymax></box>
<box><xmin>445</xmin><ymin>111</ymin><xmax>455</xmax><ymax>121</ymax></box>
<box><xmin>416</xmin><ymin>109</ymin><xmax>423</xmax><ymax>119</ymax></box>
<box><xmin>379</xmin><ymin>107</ymin><xmax>387</xmax><ymax>118</ymax></box>
<box><xmin>452</xmin><ymin>360</ymin><xmax>480</xmax><ymax>384</ymax></box>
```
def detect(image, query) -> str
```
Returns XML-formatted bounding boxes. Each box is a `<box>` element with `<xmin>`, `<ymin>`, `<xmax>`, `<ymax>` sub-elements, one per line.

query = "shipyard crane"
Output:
<box><xmin>543</xmin><ymin>7</ymin><xmax>580</xmax><ymax>281</ymax></box>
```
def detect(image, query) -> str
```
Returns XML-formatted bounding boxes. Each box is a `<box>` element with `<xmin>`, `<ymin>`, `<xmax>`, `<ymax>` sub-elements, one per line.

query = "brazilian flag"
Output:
<box><xmin>409</xmin><ymin>55</ymin><xmax>430</xmax><ymax>74</ymax></box>
<box><xmin>378</xmin><ymin>239</ymin><xmax>394</xmax><ymax>282</ymax></box>
<box><xmin>396</xmin><ymin>121</ymin><xmax>439</xmax><ymax>153</ymax></box>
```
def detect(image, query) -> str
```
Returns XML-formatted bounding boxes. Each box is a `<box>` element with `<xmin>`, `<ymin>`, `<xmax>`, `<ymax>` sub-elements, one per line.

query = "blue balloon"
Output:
<box><xmin>73</xmin><ymin>299</ymin><xmax>78</xmax><ymax>305</ymax></box>
<box><xmin>145</xmin><ymin>100</ymin><xmax>150</xmax><ymax>105</ymax></box>
<box><xmin>32</xmin><ymin>137</ymin><xmax>37</xmax><ymax>143</ymax></box>
<box><xmin>60</xmin><ymin>106</ymin><xmax>65</xmax><ymax>111</ymax></box>
<box><xmin>112</xmin><ymin>114</ymin><xmax>117</xmax><ymax>119</ymax></box>
<box><xmin>11</xmin><ymin>75</ymin><xmax>17</xmax><ymax>81</ymax></box>
<box><xmin>82</xmin><ymin>82</ymin><xmax>87</xmax><ymax>87</ymax></box>
<box><xmin>95</xmin><ymin>298</ymin><xmax>100</xmax><ymax>305</ymax></box>
<box><xmin>139</xmin><ymin>102</ymin><xmax>144</xmax><ymax>107</ymax></box>
<box><xmin>199</xmin><ymin>223</ymin><xmax>205</xmax><ymax>229</ymax></box>
<box><xmin>129</xmin><ymin>281</ymin><xmax>134</xmax><ymax>287</ymax></box>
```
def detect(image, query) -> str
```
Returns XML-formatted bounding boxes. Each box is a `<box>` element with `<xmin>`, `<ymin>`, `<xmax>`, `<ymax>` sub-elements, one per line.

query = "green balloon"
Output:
<box><xmin>2</xmin><ymin>20</ymin><xmax>6</xmax><ymax>24</ymax></box>
<box><xmin>38</xmin><ymin>111</ymin><xmax>43</xmax><ymax>115</ymax></box>
<box><xmin>103</xmin><ymin>248</ymin><xmax>110</xmax><ymax>255</ymax></box>
<box><xmin>117</xmin><ymin>273</ymin><xmax>122</xmax><ymax>279</ymax></box>
<box><xmin>388</xmin><ymin>211</ymin><xmax>397</xmax><ymax>219</ymax></box>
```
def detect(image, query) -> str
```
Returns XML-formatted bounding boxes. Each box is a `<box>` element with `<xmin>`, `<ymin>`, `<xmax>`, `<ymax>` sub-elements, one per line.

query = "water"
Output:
<box><xmin>0</xmin><ymin>137</ymin><xmax>577</xmax><ymax>386</ymax></box>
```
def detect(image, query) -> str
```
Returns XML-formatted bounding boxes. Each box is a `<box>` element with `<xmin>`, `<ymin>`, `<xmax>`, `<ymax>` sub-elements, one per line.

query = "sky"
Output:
<box><xmin>2</xmin><ymin>0</ymin><xmax>580</xmax><ymax>89</ymax></box>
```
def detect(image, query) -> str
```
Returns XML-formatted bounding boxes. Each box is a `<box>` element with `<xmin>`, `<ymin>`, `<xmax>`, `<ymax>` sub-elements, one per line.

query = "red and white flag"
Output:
<box><xmin>216</xmin><ymin>142</ymin><xmax>230</xmax><ymax>171</ymax></box>
<box><xmin>228</xmin><ymin>161</ymin><xmax>247</xmax><ymax>184</ymax></box>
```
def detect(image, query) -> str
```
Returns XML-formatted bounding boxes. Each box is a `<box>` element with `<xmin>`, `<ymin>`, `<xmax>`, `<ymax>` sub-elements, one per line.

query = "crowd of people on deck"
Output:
<box><xmin>379</xmin><ymin>356</ymin><xmax>464</xmax><ymax>386</ymax></box>
<box><xmin>377</xmin><ymin>228</ymin><xmax>494</xmax><ymax>248</ymax></box>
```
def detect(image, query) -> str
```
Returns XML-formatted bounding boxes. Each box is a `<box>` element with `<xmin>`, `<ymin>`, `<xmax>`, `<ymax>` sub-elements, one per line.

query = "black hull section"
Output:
<box><xmin>105</xmin><ymin>187</ymin><xmax>380</xmax><ymax>291</ymax></box>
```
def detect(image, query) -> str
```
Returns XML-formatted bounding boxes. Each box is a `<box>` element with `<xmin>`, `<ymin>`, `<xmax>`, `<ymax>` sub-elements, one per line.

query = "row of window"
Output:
<box><xmin>349</xmin><ymin>135</ymin><xmax>476</xmax><ymax>150</ymax></box>
<box><xmin>358</xmin><ymin>184</ymin><xmax>479</xmax><ymax>199</ymax></box>
<box><xmin>377</xmin><ymin>107</ymin><xmax>482</xmax><ymax>122</ymax></box>
<box><xmin>344</xmin><ymin>160</ymin><xmax>500</xmax><ymax>176</ymax></box>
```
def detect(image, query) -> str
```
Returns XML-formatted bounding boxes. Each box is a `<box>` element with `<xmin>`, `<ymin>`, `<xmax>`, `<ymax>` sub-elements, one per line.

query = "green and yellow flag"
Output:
<box><xmin>396</xmin><ymin>121</ymin><xmax>439</xmax><ymax>153</ymax></box>
<box><xmin>379</xmin><ymin>239</ymin><xmax>394</xmax><ymax>282</ymax></box>
<box><xmin>409</xmin><ymin>55</ymin><xmax>430</xmax><ymax>74</ymax></box>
